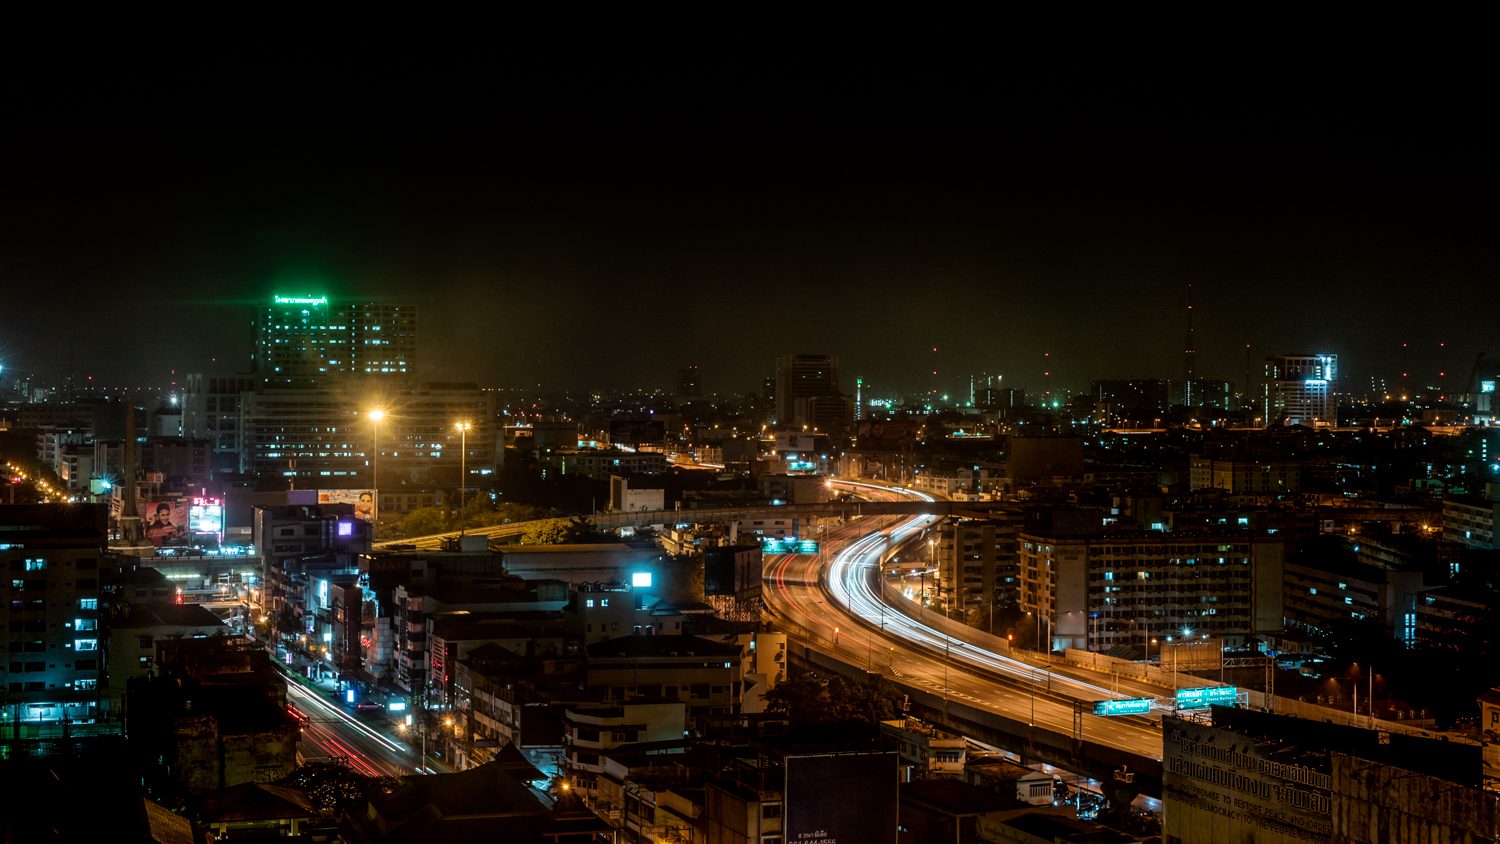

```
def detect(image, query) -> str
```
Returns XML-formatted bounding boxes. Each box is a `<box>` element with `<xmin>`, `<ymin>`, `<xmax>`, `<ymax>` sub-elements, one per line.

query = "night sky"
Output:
<box><xmin>2</xmin><ymin>31</ymin><xmax>1494</xmax><ymax>397</ymax></box>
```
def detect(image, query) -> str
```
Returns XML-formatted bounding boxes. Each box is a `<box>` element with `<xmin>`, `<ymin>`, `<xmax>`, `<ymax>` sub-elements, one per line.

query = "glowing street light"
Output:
<box><xmin>367</xmin><ymin>408</ymin><xmax>386</xmax><ymax>491</ymax></box>
<box><xmin>454</xmin><ymin>421</ymin><xmax>472</xmax><ymax>530</ymax></box>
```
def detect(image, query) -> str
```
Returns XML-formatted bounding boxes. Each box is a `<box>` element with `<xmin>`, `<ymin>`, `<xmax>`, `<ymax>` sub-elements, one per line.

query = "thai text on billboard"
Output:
<box><xmin>784</xmin><ymin>751</ymin><xmax>898</xmax><ymax>843</ymax></box>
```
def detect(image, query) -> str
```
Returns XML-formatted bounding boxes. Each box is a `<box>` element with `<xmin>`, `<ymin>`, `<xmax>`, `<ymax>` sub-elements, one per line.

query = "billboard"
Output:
<box><xmin>1164</xmin><ymin>718</ymin><xmax>1331</xmax><ymax>842</ymax></box>
<box><xmin>143</xmin><ymin>500</ymin><xmax>189</xmax><ymax>547</ymax></box>
<box><xmin>317</xmin><ymin>489</ymin><xmax>377</xmax><ymax>522</ymax></box>
<box><xmin>784</xmin><ymin>751</ymin><xmax>898</xmax><ymax>844</ymax></box>
<box><xmin>189</xmin><ymin>497</ymin><xmax>224</xmax><ymax>538</ymax></box>
<box><xmin>773</xmin><ymin>432</ymin><xmax>818</xmax><ymax>453</ymax></box>
<box><xmin>608</xmin><ymin>419</ymin><xmax>666</xmax><ymax>447</ymax></box>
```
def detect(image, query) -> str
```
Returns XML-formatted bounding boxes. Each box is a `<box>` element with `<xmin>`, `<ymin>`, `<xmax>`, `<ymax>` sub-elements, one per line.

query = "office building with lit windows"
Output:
<box><xmin>1017</xmin><ymin>524</ymin><xmax>1284</xmax><ymax>653</ymax></box>
<box><xmin>935</xmin><ymin>513</ymin><xmax>1023</xmax><ymax>629</ymax></box>
<box><xmin>251</xmin><ymin>294</ymin><xmax>417</xmax><ymax>387</ymax></box>
<box><xmin>238</xmin><ymin>383</ymin><xmax>497</xmax><ymax>486</ymax></box>
<box><xmin>1264</xmin><ymin>353</ymin><xmax>1338</xmax><ymax>426</ymax></box>
<box><xmin>0</xmin><ymin>504</ymin><xmax>109</xmax><ymax>724</ymax></box>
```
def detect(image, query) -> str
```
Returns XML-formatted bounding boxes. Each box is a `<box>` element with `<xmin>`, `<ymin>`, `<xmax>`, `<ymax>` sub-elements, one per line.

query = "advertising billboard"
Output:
<box><xmin>143</xmin><ymin>500</ymin><xmax>189</xmax><ymax>547</ymax></box>
<box><xmin>608</xmin><ymin>419</ymin><xmax>665</xmax><ymax>447</ymax></box>
<box><xmin>784</xmin><ymin>751</ymin><xmax>898</xmax><ymax>844</ymax></box>
<box><xmin>317</xmin><ymin>489</ymin><xmax>377</xmax><ymax>522</ymax></box>
<box><xmin>189</xmin><ymin>497</ymin><xmax>225</xmax><ymax>539</ymax></box>
<box><xmin>1164</xmin><ymin>717</ymin><xmax>1331</xmax><ymax>842</ymax></box>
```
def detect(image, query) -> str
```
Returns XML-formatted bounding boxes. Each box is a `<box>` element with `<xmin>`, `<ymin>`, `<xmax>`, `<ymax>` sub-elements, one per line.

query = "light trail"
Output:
<box><xmin>822</xmin><ymin>480</ymin><xmax>1129</xmax><ymax>704</ymax></box>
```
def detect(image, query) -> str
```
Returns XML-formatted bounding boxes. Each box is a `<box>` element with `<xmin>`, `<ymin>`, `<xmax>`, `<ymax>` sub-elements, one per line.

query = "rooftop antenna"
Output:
<box><xmin>1184</xmin><ymin>282</ymin><xmax>1197</xmax><ymax>407</ymax></box>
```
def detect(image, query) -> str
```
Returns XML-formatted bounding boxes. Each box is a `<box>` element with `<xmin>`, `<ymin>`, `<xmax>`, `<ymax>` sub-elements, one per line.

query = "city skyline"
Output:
<box><xmin>1</xmin><ymin>35</ymin><xmax>1494</xmax><ymax>396</ymax></box>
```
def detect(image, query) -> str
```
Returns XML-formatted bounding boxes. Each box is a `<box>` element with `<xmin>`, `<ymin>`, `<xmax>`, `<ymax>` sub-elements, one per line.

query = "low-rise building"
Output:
<box><xmin>105</xmin><ymin>601</ymin><xmax>226</xmax><ymax>709</ymax></box>
<box><xmin>1444</xmin><ymin>495</ymin><xmax>1499</xmax><ymax>549</ymax></box>
<box><xmin>453</xmin><ymin>643</ymin><xmax>584</xmax><ymax>775</ymax></box>
<box><xmin>562</xmin><ymin>701</ymin><xmax>687</xmax><ymax>800</ymax></box>
<box><xmin>584</xmin><ymin>635</ymin><xmax>742</xmax><ymax>728</ymax></box>
<box><xmin>882</xmin><ymin>718</ymin><xmax>966</xmax><ymax>778</ymax></box>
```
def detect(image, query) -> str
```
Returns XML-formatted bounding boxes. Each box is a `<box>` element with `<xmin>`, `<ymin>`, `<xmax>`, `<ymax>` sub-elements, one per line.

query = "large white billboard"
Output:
<box><xmin>318</xmin><ymin>489</ymin><xmax>377</xmax><ymax>522</ymax></box>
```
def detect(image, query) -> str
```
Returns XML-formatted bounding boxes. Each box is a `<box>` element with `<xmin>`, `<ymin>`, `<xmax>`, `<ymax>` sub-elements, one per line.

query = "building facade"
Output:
<box><xmin>251</xmin><ymin>294</ymin><xmax>416</xmax><ymax>387</ymax></box>
<box><xmin>1018</xmin><ymin>527</ymin><xmax>1282</xmax><ymax>652</ymax></box>
<box><xmin>774</xmin><ymin>354</ymin><xmax>844</xmax><ymax>430</ymax></box>
<box><xmin>936</xmin><ymin>514</ymin><xmax>1022</xmax><ymax>629</ymax></box>
<box><xmin>1264</xmin><ymin>353</ymin><xmax>1338</xmax><ymax>426</ymax></box>
<box><xmin>0</xmin><ymin>505</ymin><xmax>109</xmax><ymax>723</ymax></box>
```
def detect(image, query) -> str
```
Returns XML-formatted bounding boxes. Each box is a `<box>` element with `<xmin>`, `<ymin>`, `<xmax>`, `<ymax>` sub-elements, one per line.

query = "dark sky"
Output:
<box><xmin>1</xmin><ymin>29</ymin><xmax>1494</xmax><ymax>397</ymax></box>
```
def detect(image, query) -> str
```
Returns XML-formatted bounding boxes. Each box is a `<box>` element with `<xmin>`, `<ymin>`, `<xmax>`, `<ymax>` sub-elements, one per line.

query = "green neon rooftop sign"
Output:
<box><xmin>274</xmin><ymin>294</ymin><xmax>329</xmax><ymax>306</ymax></box>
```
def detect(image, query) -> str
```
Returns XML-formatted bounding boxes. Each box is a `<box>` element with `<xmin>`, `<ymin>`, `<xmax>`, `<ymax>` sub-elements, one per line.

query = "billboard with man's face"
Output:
<box><xmin>143</xmin><ymin>500</ymin><xmax>189</xmax><ymax>547</ymax></box>
<box><xmin>317</xmin><ymin>489</ymin><xmax>377</xmax><ymax>522</ymax></box>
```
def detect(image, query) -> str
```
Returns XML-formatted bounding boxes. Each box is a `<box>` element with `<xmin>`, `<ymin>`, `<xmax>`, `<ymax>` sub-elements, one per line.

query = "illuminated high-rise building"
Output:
<box><xmin>1264</xmin><ymin>353</ymin><xmax>1338</xmax><ymax>426</ymax></box>
<box><xmin>251</xmin><ymin>294</ymin><xmax>416</xmax><ymax>387</ymax></box>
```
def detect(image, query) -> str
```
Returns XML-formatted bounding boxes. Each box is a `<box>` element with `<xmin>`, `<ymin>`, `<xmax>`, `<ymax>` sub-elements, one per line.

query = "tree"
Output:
<box><xmin>764</xmin><ymin>672</ymin><xmax>904</xmax><ymax>727</ymax></box>
<box><xmin>391</xmin><ymin>506</ymin><xmax>448</xmax><ymax>538</ymax></box>
<box><xmin>521</xmin><ymin>519</ymin><xmax>572</xmax><ymax>545</ymax></box>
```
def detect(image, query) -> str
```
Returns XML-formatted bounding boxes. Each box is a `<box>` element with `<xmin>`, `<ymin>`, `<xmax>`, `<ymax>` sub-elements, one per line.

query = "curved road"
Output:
<box><xmin>766</xmin><ymin>479</ymin><xmax>1164</xmax><ymax>760</ymax></box>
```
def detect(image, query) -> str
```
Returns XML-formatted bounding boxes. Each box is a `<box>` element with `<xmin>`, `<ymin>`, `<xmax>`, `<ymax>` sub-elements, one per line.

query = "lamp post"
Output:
<box><xmin>1166</xmin><ymin>635</ymin><xmax>1180</xmax><ymax>694</ymax></box>
<box><xmin>454</xmin><ymin>421</ymin><xmax>471</xmax><ymax>532</ymax></box>
<box><xmin>367</xmin><ymin>408</ymin><xmax>386</xmax><ymax>490</ymax></box>
<box><xmin>1029</xmin><ymin>664</ymin><xmax>1038</xmax><ymax>728</ymax></box>
<box><xmin>928</xmin><ymin>538</ymin><xmax>937</xmax><ymax>616</ymax></box>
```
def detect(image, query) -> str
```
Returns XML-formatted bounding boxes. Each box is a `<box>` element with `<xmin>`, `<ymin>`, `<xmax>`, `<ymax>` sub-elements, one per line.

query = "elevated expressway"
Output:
<box><xmin>372</xmin><ymin>499</ymin><xmax>1012</xmax><ymax>551</ymax></box>
<box><xmin>763</xmin><ymin>480</ymin><xmax>1169</xmax><ymax>795</ymax></box>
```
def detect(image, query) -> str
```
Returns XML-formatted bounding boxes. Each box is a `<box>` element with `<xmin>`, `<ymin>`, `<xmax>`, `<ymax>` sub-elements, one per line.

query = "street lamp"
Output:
<box><xmin>367</xmin><ymin>408</ymin><xmax>386</xmax><ymax>490</ymax></box>
<box><xmin>454</xmin><ymin>420</ymin><xmax>472</xmax><ymax>531</ymax></box>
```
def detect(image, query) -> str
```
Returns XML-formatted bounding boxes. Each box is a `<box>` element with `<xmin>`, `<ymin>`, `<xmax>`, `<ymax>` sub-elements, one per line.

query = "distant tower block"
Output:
<box><xmin>677</xmin><ymin>366</ymin><xmax>701</xmax><ymax>399</ymax></box>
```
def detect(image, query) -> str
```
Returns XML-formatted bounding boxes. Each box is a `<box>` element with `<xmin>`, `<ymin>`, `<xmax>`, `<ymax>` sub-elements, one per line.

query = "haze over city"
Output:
<box><xmin>2</xmin><ymin>32</ymin><xmax>1493</xmax><ymax>394</ymax></box>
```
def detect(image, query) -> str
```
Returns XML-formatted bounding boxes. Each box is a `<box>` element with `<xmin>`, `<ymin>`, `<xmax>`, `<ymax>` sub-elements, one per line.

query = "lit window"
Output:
<box><xmin>24</xmin><ymin>559</ymin><xmax>45</xmax><ymax>571</ymax></box>
<box><xmin>74</xmin><ymin>639</ymin><xmax>98</xmax><ymax>652</ymax></box>
<box><xmin>79</xmin><ymin>598</ymin><xmax>97</xmax><ymax>610</ymax></box>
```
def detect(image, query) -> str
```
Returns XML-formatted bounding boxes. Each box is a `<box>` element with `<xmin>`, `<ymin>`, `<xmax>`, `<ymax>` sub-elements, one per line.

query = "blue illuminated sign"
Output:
<box><xmin>1176</xmin><ymin>685</ymin><xmax>1238</xmax><ymax>710</ymax></box>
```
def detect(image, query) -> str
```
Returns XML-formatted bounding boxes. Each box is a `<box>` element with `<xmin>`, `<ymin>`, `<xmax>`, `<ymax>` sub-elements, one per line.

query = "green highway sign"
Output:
<box><xmin>761</xmin><ymin>538</ymin><xmax>820</xmax><ymax>555</ymax></box>
<box><xmin>1093</xmin><ymin>698</ymin><xmax>1153</xmax><ymax>716</ymax></box>
<box><xmin>1176</xmin><ymin>685</ymin><xmax>1238</xmax><ymax>710</ymax></box>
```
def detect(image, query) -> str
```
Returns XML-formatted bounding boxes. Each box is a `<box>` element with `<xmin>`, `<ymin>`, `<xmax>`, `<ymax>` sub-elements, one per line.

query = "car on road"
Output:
<box><xmin>354</xmin><ymin>701</ymin><xmax>384</xmax><ymax>713</ymax></box>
